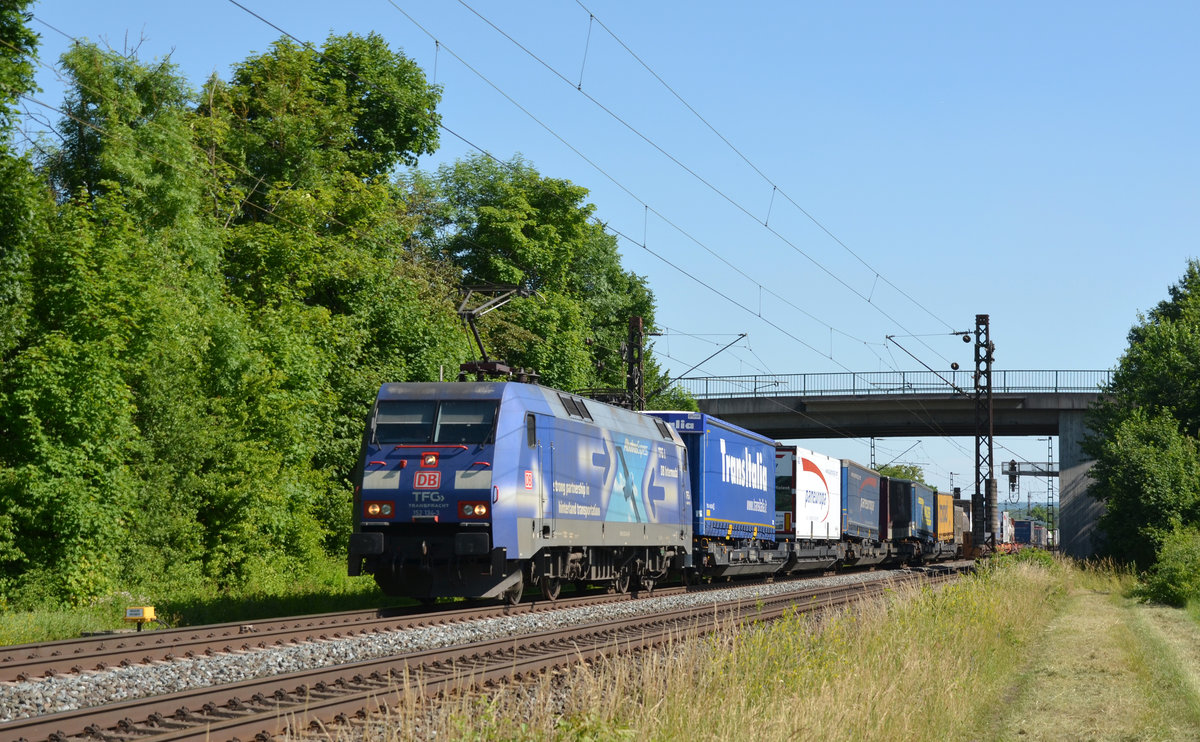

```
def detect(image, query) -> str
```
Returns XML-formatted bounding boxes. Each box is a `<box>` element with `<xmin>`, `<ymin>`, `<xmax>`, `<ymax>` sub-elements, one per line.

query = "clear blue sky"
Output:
<box><xmin>24</xmin><ymin>1</ymin><xmax>1200</xmax><ymax>500</ymax></box>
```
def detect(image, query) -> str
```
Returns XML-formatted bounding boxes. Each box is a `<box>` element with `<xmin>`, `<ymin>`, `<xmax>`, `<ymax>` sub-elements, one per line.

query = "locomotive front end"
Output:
<box><xmin>349</xmin><ymin>383</ymin><xmax>519</xmax><ymax>601</ymax></box>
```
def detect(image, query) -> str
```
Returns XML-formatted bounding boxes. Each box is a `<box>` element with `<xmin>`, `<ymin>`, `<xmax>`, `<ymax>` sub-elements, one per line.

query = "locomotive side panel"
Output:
<box><xmin>516</xmin><ymin>410</ymin><xmax>690</xmax><ymax>554</ymax></box>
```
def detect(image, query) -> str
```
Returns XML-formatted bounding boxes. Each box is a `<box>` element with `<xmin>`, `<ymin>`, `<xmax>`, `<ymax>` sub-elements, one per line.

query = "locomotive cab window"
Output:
<box><xmin>374</xmin><ymin>399</ymin><xmax>498</xmax><ymax>445</ymax></box>
<box><xmin>375</xmin><ymin>401</ymin><xmax>435</xmax><ymax>444</ymax></box>
<box><xmin>434</xmin><ymin>400</ymin><xmax>498</xmax><ymax>444</ymax></box>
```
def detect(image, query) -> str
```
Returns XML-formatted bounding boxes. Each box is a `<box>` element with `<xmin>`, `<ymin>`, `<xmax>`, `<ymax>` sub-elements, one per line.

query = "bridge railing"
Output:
<box><xmin>675</xmin><ymin>370</ymin><xmax>1113</xmax><ymax>400</ymax></box>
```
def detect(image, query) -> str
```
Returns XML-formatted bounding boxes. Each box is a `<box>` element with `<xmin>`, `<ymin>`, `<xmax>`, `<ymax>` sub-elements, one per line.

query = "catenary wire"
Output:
<box><xmin>449</xmin><ymin>0</ymin><xmax>958</xmax><ymax>368</ymax></box>
<box><xmin>574</xmin><ymin>0</ymin><xmax>957</xmax><ymax>336</ymax></box>
<box><xmin>218</xmin><ymin>0</ymin><xmax>1001</xmax><ymax>473</ymax></box>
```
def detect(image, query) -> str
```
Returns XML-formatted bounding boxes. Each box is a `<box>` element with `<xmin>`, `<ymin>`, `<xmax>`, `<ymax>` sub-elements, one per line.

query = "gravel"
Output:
<box><xmin>0</xmin><ymin>569</ymin><xmax>905</xmax><ymax>723</ymax></box>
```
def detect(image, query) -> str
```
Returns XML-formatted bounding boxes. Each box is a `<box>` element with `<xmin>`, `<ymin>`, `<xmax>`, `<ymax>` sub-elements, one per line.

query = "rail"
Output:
<box><xmin>676</xmin><ymin>370</ymin><xmax>1112</xmax><ymax>400</ymax></box>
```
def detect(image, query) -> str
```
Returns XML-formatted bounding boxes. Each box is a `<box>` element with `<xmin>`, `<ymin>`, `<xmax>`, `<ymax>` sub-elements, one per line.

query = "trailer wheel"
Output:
<box><xmin>610</xmin><ymin>570</ymin><xmax>630</xmax><ymax>595</ymax></box>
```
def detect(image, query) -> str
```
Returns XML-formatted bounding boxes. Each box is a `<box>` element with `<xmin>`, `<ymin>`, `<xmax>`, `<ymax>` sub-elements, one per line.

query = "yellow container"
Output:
<box><xmin>936</xmin><ymin>492</ymin><xmax>954</xmax><ymax>542</ymax></box>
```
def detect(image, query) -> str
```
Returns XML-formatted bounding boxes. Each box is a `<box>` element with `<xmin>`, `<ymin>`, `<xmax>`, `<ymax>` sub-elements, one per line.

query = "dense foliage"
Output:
<box><xmin>0</xmin><ymin>8</ymin><xmax>688</xmax><ymax>607</ymax></box>
<box><xmin>878</xmin><ymin>463</ymin><xmax>927</xmax><ymax>486</ymax></box>
<box><xmin>1085</xmin><ymin>260</ymin><xmax>1200</xmax><ymax>601</ymax></box>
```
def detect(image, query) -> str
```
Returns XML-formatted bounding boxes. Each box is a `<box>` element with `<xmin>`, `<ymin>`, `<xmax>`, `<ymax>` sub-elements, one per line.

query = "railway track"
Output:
<box><xmin>0</xmin><ymin>585</ymin><xmax>673</xmax><ymax>684</ymax></box>
<box><xmin>0</xmin><ymin>565</ymin><xmax>970</xmax><ymax>742</ymax></box>
<box><xmin>0</xmin><ymin>566</ymin><xmax>826</xmax><ymax>686</ymax></box>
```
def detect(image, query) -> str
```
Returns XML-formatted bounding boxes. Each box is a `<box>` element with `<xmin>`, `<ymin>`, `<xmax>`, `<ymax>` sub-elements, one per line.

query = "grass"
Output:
<box><xmin>349</xmin><ymin>554</ymin><xmax>1079</xmax><ymax>741</ymax></box>
<box><xmin>10</xmin><ymin>553</ymin><xmax>1199</xmax><ymax>740</ymax></box>
<box><xmin>0</xmin><ymin>555</ymin><xmax>412</xmax><ymax>646</ymax></box>
<box><xmin>982</xmin><ymin>560</ymin><xmax>1200</xmax><ymax>741</ymax></box>
<box><xmin>334</xmin><ymin>554</ymin><xmax>1200</xmax><ymax>741</ymax></box>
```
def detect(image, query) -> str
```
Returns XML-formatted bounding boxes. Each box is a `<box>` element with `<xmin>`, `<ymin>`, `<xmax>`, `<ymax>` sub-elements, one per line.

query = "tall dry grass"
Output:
<box><xmin>346</xmin><ymin>556</ymin><xmax>1075</xmax><ymax>741</ymax></box>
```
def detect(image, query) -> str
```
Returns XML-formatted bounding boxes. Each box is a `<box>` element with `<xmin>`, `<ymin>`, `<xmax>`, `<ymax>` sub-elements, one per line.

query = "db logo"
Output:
<box><xmin>414</xmin><ymin>471</ymin><xmax>441</xmax><ymax>489</ymax></box>
<box><xmin>524</xmin><ymin>470</ymin><xmax>534</xmax><ymax>489</ymax></box>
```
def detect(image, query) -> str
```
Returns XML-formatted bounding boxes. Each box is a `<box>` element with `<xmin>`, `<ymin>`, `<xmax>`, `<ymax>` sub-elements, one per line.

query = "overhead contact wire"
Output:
<box><xmin>452</xmin><ymin>0</ymin><xmax>956</xmax><ymax>368</ymax></box>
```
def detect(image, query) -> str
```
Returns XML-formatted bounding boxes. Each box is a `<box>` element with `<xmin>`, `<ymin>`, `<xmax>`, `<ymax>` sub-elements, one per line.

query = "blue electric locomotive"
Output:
<box><xmin>348</xmin><ymin>382</ymin><xmax>692</xmax><ymax>603</ymax></box>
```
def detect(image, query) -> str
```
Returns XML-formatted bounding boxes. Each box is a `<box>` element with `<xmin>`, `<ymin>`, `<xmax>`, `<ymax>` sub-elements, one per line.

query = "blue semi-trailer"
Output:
<box><xmin>645</xmin><ymin>411</ymin><xmax>785</xmax><ymax>579</ymax></box>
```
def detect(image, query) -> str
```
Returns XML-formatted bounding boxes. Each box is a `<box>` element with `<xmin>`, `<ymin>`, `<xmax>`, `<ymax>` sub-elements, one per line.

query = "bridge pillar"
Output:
<box><xmin>1059</xmin><ymin>409</ymin><xmax>1104</xmax><ymax>557</ymax></box>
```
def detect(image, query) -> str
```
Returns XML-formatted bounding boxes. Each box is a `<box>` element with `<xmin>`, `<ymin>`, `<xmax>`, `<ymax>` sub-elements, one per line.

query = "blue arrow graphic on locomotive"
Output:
<box><xmin>613</xmin><ymin>446</ymin><xmax>643</xmax><ymax>524</ymax></box>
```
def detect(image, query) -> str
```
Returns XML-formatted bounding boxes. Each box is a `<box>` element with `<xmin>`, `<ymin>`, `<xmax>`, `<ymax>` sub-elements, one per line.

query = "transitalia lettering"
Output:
<box><xmin>719</xmin><ymin>439</ymin><xmax>770</xmax><ymax>493</ymax></box>
<box><xmin>746</xmin><ymin>498</ymin><xmax>768</xmax><ymax>513</ymax></box>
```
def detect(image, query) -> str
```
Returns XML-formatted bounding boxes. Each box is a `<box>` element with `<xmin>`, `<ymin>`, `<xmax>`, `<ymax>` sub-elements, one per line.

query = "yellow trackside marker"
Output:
<box><xmin>124</xmin><ymin>606</ymin><xmax>157</xmax><ymax>631</ymax></box>
<box><xmin>124</xmin><ymin>606</ymin><xmax>155</xmax><ymax>622</ymax></box>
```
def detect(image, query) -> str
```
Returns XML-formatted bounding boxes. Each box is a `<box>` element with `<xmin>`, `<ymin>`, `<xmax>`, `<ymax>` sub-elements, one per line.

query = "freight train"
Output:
<box><xmin>347</xmin><ymin>382</ymin><xmax>969</xmax><ymax>604</ymax></box>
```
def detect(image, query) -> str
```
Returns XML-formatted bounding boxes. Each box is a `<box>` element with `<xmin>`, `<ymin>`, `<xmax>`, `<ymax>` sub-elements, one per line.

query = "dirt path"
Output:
<box><xmin>987</xmin><ymin>589</ymin><xmax>1200</xmax><ymax>741</ymax></box>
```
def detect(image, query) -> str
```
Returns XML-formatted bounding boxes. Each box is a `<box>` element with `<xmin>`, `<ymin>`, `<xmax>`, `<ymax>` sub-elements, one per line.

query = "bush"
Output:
<box><xmin>1137</xmin><ymin>527</ymin><xmax>1200</xmax><ymax>606</ymax></box>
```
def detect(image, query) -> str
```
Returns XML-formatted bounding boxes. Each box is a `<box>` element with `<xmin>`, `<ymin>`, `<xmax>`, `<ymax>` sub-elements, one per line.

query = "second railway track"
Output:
<box><xmin>0</xmin><ymin>565</ymin><xmax>970</xmax><ymax>742</ymax></box>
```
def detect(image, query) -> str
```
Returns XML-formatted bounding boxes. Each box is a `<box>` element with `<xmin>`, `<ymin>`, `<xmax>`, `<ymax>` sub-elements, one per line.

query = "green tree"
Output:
<box><xmin>1086</xmin><ymin>259</ymin><xmax>1200</xmax><ymax>570</ymax></box>
<box><xmin>1028</xmin><ymin>504</ymin><xmax>1049</xmax><ymax>523</ymax></box>
<box><xmin>1087</xmin><ymin>408</ymin><xmax>1200</xmax><ymax>568</ymax></box>
<box><xmin>1138</xmin><ymin>526</ymin><xmax>1200</xmax><ymax>606</ymax></box>
<box><xmin>428</xmin><ymin>153</ymin><xmax>670</xmax><ymax>395</ymax></box>
<box><xmin>0</xmin><ymin>0</ymin><xmax>41</xmax><ymax>359</ymax></box>
<box><xmin>197</xmin><ymin>32</ymin><xmax>440</xmax><ymax>221</ymax></box>
<box><xmin>878</xmin><ymin>463</ymin><xmax>927</xmax><ymax>485</ymax></box>
<box><xmin>1</xmin><ymin>31</ymin><xmax>458</xmax><ymax>604</ymax></box>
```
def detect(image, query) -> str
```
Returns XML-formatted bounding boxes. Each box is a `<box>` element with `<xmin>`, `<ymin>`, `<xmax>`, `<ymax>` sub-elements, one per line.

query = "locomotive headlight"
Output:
<box><xmin>459</xmin><ymin>501</ymin><xmax>489</xmax><ymax>519</ymax></box>
<box><xmin>365</xmin><ymin>501</ymin><xmax>394</xmax><ymax>518</ymax></box>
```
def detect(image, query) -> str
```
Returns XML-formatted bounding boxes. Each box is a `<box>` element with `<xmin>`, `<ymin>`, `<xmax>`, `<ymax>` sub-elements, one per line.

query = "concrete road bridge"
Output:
<box><xmin>676</xmin><ymin>370</ymin><xmax>1111</xmax><ymax>558</ymax></box>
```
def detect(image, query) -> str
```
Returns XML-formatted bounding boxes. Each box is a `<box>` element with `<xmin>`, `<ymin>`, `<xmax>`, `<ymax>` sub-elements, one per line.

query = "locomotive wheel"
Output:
<box><xmin>539</xmin><ymin>575</ymin><xmax>562</xmax><ymax>601</ymax></box>
<box><xmin>503</xmin><ymin>573</ymin><xmax>524</xmax><ymax>605</ymax></box>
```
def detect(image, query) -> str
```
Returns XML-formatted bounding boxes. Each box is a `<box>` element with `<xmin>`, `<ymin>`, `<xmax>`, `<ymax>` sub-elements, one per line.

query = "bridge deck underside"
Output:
<box><xmin>696</xmin><ymin>393</ymin><xmax>1098</xmax><ymax>439</ymax></box>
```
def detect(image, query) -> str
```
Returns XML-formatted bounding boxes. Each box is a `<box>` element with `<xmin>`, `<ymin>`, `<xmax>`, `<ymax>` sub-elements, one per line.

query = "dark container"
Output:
<box><xmin>841</xmin><ymin>460</ymin><xmax>882</xmax><ymax>541</ymax></box>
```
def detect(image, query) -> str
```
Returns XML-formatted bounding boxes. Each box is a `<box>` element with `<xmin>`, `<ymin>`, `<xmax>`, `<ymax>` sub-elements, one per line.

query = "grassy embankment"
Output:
<box><xmin>352</xmin><ymin>554</ymin><xmax>1200</xmax><ymax>742</ymax></box>
<box><xmin>0</xmin><ymin>556</ymin><xmax>406</xmax><ymax>646</ymax></box>
<box><xmin>6</xmin><ymin>554</ymin><xmax>1199</xmax><ymax>741</ymax></box>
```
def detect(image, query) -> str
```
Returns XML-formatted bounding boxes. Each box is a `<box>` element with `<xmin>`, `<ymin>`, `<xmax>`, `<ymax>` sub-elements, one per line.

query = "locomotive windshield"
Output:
<box><xmin>375</xmin><ymin>399</ymin><xmax>497</xmax><ymax>445</ymax></box>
